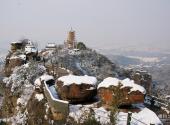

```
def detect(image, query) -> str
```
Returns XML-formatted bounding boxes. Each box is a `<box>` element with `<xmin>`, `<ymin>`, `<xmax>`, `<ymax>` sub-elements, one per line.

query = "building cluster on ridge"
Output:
<box><xmin>45</xmin><ymin>28</ymin><xmax>77</xmax><ymax>50</ymax></box>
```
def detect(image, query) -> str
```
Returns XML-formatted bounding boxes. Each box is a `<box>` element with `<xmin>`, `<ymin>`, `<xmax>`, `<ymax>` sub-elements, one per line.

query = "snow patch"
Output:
<box><xmin>98</xmin><ymin>77</ymin><xmax>120</xmax><ymax>88</ymax></box>
<box><xmin>93</xmin><ymin>107</ymin><xmax>110</xmax><ymax>124</ymax></box>
<box><xmin>17</xmin><ymin>98</ymin><xmax>25</xmax><ymax>106</ymax></box>
<box><xmin>34</xmin><ymin>78</ymin><xmax>41</xmax><ymax>86</ymax></box>
<box><xmin>58</xmin><ymin>74</ymin><xmax>97</xmax><ymax>86</ymax></box>
<box><xmin>132</xmin><ymin>108</ymin><xmax>162</xmax><ymax>125</ymax></box>
<box><xmin>40</xmin><ymin>74</ymin><xmax>54</xmax><ymax>82</ymax></box>
<box><xmin>35</xmin><ymin>93</ymin><xmax>44</xmax><ymax>101</ymax></box>
<box><xmin>69</xmin><ymin>104</ymin><xmax>91</xmax><ymax>123</ymax></box>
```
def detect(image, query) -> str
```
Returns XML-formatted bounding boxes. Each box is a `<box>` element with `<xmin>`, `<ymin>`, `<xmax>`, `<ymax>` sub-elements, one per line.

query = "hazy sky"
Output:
<box><xmin>0</xmin><ymin>0</ymin><xmax>170</xmax><ymax>52</ymax></box>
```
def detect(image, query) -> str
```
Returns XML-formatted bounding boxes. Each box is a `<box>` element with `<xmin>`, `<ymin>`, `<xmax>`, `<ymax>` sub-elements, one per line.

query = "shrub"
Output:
<box><xmin>77</xmin><ymin>42</ymin><xmax>87</xmax><ymax>50</ymax></box>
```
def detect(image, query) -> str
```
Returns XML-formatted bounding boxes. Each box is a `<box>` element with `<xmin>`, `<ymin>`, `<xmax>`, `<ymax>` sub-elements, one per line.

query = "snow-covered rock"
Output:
<box><xmin>98</xmin><ymin>77</ymin><xmax>146</xmax><ymax>94</ymax></box>
<box><xmin>98</xmin><ymin>77</ymin><xmax>146</xmax><ymax>106</ymax></box>
<box><xmin>56</xmin><ymin>75</ymin><xmax>97</xmax><ymax>103</ymax></box>
<box><xmin>5</xmin><ymin>54</ymin><xmax>26</xmax><ymax>76</ymax></box>
<box><xmin>3</xmin><ymin>62</ymin><xmax>46</xmax><ymax>93</ymax></box>
<box><xmin>34</xmin><ymin>78</ymin><xmax>41</xmax><ymax>87</ymax></box>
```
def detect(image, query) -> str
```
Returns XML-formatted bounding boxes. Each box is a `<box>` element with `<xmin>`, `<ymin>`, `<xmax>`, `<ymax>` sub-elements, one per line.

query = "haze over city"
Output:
<box><xmin>0</xmin><ymin>0</ymin><xmax>170</xmax><ymax>52</ymax></box>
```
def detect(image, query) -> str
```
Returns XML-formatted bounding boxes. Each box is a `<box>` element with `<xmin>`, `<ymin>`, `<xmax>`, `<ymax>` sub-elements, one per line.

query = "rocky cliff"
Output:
<box><xmin>0</xmin><ymin>43</ymin><xmax>158</xmax><ymax>125</ymax></box>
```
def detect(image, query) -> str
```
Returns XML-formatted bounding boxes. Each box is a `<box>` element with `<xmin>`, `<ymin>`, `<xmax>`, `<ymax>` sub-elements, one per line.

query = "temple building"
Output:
<box><xmin>64</xmin><ymin>28</ymin><xmax>77</xmax><ymax>49</ymax></box>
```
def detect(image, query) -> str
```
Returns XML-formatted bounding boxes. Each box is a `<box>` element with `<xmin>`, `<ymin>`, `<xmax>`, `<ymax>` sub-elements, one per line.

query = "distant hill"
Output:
<box><xmin>103</xmin><ymin>50</ymin><xmax>170</xmax><ymax>98</ymax></box>
<box><xmin>106</xmin><ymin>54</ymin><xmax>141</xmax><ymax>66</ymax></box>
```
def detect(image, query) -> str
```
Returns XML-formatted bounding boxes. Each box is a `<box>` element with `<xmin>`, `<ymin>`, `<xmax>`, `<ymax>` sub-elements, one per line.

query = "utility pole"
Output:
<box><xmin>127</xmin><ymin>112</ymin><xmax>132</xmax><ymax>125</ymax></box>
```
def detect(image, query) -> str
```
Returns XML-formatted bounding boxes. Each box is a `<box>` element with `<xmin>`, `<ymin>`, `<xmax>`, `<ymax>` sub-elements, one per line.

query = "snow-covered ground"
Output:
<box><xmin>69</xmin><ymin>104</ymin><xmax>111</xmax><ymax>124</ymax></box>
<box><xmin>69</xmin><ymin>104</ymin><xmax>162</xmax><ymax>125</ymax></box>
<box><xmin>131</xmin><ymin>108</ymin><xmax>162</xmax><ymax>125</ymax></box>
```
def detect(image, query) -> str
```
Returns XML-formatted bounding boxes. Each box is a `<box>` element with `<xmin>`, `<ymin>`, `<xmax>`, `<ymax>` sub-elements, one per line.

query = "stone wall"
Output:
<box><xmin>44</xmin><ymin>83</ymin><xmax>69</xmax><ymax>123</ymax></box>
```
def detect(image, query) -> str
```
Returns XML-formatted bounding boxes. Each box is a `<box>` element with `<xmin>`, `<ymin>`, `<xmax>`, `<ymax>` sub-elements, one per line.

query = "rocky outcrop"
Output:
<box><xmin>4</xmin><ymin>41</ymin><xmax>39</xmax><ymax>76</ymax></box>
<box><xmin>46</xmin><ymin>49</ymin><xmax>117</xmax><ymax>80</ymax></box>
<box><xmin>131</xmin><ymin>71</ymin><xmax>152</xmax><ymax>95</ymax></box>
<box><xmin>11</xmin><ymin>42</ymin><xmax>23</xmax><ymax>52</ymax></box>
<box><xmin>5</xmin><ymin>55</ymin><xmax>26</xmax><ymax>76</ymax></box>
<box><xmin>56</xmin><ymin>75</ymin><xmax>97</xmax><ymax>103</ymax></box>
<box><xmin>26</xmin><ymin>93</ymin><xmax>50</xmax><ymax>125</ymax></box>
<box><xmin>119</xmin><ymin>68</ymin><xmax>152</xmax><ymax>95</ymax></box>
<box><xmin>34</xmin><ymin>74</ymin><xmax>54</xmax><ymax>93</ymax></box>
<box><xmin>98</xmin><ymin>77</ymin><xmax>146</xmax><ymax>107</ymax></box>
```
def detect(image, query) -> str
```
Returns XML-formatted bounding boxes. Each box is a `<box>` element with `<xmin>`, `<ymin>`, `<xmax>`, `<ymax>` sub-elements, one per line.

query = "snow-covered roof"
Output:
<box><xmin>98</xmin><ymin>77</ymin><xmax>146</xmax><ymax>94</ymax></box>
<box><xmin>11</xmin><ymin>41</ymin><xmax>22</xmax><ymax>44</ymax></box>
<box><xmin>25</xmin><ymin>45</ymin><xmax>37</xmax><ymax>54</ymax></box>
<box><xmin>58</xmin><ymin>75</ymin><xmax>97</xmax><ymax>86</ymax></box>
<box><xmin>46</xmin><ymin>43</ymin><xmax>56</xmax><ymax>48</ymax></box>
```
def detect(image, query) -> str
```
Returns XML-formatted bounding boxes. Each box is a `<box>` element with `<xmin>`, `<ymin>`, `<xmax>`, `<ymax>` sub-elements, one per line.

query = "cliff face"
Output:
<box><xmin>5</xmin><ymin>52</ymin><xmax>26</xmax><ymax>76</ymax></box>
<box><xmin>4</xmin><ymin>41</ymin><xmax>38</xmax><ymax>77</ymax></box>
<box><xmin>97</xmin><ymin>77</ymin><xmax>146</xmax><ymax>107</ymax></box>
<box><xmin>118</xmin><ymin>68</ymin><xmax>152</xmax><ymax>94</ymax></box>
